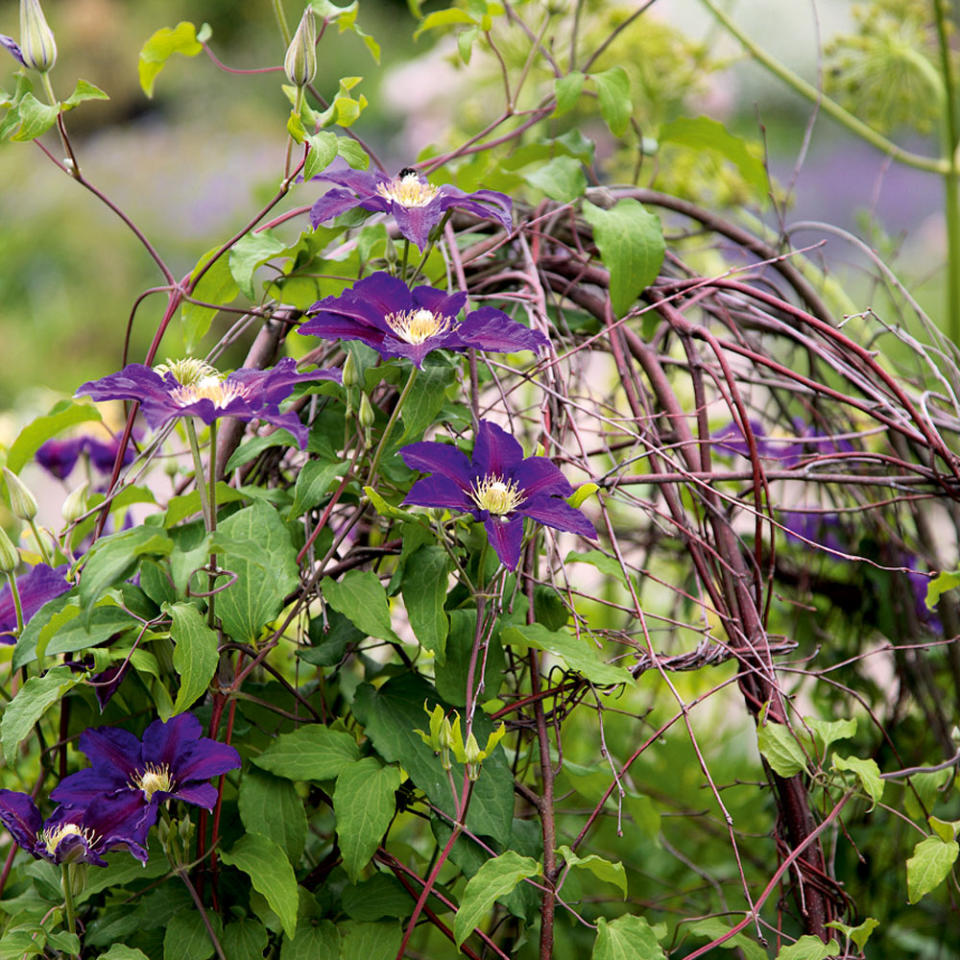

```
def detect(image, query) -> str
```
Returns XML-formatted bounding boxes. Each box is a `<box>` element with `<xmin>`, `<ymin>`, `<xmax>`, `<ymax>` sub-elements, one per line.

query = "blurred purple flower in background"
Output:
<box><xmin>36</xmin><ymin>434</ymin><xmax>137</xmax><ymax>481</ymax></box>
<box><xmin>0</xmin><ymin>563</ymin><xmax>70</xmax><ymax>643</ymax></box>
<box><xmin>77</xmin><ymin>357</ymin><xmax>339</xmax><ymax>450</ymax></box>
<box><xmin>300</xmin><ymin>271</ymin><xmax>546</xmax><ymax>369</ymax></box>
<box><xmin>309</xmin><ymin>163</ymin><xmax>512</xmax><ymax>247</ymax></box>
<box><xmin>401</xmin><ymin>420</ymin><xmax>595</xmax><ymax>570</ymax></box>
<box><xmin>0</xmin><ymin>789</ymin><xmax>149</xmax><ymax>866</ymax></box>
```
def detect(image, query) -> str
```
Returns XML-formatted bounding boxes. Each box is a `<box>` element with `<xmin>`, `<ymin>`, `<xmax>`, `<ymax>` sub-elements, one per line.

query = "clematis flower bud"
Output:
<box><xmin>61</xmin><ymin>482</ymin><xmax>90</xmax><ymax>524</ymax></box>
<box><xmin>341</xmin><ymin>352</ymin><xmax>358</xmax><ymax>389</ymax></box>
<box><xmin>283</xmin><ymin>8</ymin><xmax>317</xmax><ymax>88</ymax></box>
<box><xmin>0</xmin><ymin>527</ymin><xmax>18</xmax><ymax>574</ymax></box>
<box><xmin>3</xmin><ymin>468</ymin><xmax>38</xmax><ymax>522</ymax></box>
<box><xmin>19</xmin><ymin>0</ymin><xmax>57</xmax><ymax>73</ymax></box>
<box><xmin>358</xmin><ymin>392</ymin><xmax>376</xmax><ymax>430</ymax></box>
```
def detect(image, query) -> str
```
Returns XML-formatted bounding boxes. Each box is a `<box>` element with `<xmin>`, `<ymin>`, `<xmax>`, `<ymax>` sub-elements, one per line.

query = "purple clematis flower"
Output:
<box><xmin>300</xmin><ymin>271</ymin><xmax>547</xmax><ymax>369</ymax></box>
<box><xmin>0</xmin><ymin>563</ymin><xmax>71</xmax><ymax>644</ymax></box>
<box><xmin>76</xmin><ymin>357</ymin><xmax>340</xmax><ymax>450</ymax></box>
<box><xmin>400</xmin><ymin>420</ymin><xmax>595</xmax><ymax>570</ymax></box>
<box><xmin>0</xmin><ymin>789</ymin><xmax>150</xmax><ymax>866</ymax></box>
<box><xmin>36</xmin><ymin>434</ymin><xmax>137</xmax><ymax>481</ymax></box>
<box><xmin>309</xmin><ymin>163</ymin><xmax>512</xmax><ymax>248</ymax></box>
<box><xmin>1</xmin><ymin>35</ymin><xmax>25</xmax><ymax>66</ymax></box>
<box><xmin>51</xmin><ymin>713</ymin><xmax>241</xmax><ymax>837</ymax></box>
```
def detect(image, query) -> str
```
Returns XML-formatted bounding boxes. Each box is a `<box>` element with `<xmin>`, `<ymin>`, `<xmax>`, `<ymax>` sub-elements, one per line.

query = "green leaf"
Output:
<box><xmin>684</xmin><ymin>919</ymin><xmax>766</xmax><ymax>960</ymax></box>
<box><xmin>63</xmin><ymin>79</ymin><xmax>110</xmax><ymax>109</ymax></box>
<box><xmin>592</xmin><ymin>67</ymin><xmax>632</xmax><ymax>137</ymax></box>
<box><xmin>0</xmin><ymin>930</ymin><xmax>45</xmax><ymax>960</ymax></box>
<box><xmin>832</xmin><ymin>753</ymin><xmax>884</xmax><ymax>808</ymax></box>
<box><xmin>400</xmin><ymin>364</ymin><xmax>457</xmax><ymax>440</ymax></box>
<box><xmin>10</xmin><ymin>93</ymin><xmax>59</xmax><ymax>141</ymax></box>
<box><xmin>138</xmin><ymin>22</ymin><xmax>209</xmax><ymax>98</ymax></box>
<box><xmin>334</xmin><ymin>758</ymin><xmax>402</xmax><ymax>882</ymax></box>
<box><xmin>929</xmin><ymin>815</ymin><xmax>960</xmax><ymax>842</ymax></box>
<box><xmin>221</xmin><ymin>920</ymin><xmax>269</xmax><ymax>960</ymax></box>
<box><xmin>164</xmin><ymin>482</ymin><xmax>248</xmax><ymax>527</ymax></box>
<box><xmin>166</xmin><ymin>601</ymin><xmax>219</xmax><ymax>713</ymax></box>
<box><xmin>339</xmin><ymin>920</ymin><xmax>402</xmax><ymax>960</ymax></box>
<box><xmin>239</xmin><ymin>767</ymin><xmax>307</xmax><ymax>864</ymax></box>
<box><xmin>96</xmin><ymin>946</ymin><xmax>151</xmax><ymax>960</ymax></box>
<box><xmin>554</xmin><ymin>71</ymin><xmax>585</xmax><ymax>116</ymax></box>
<box><xmin>223</xmin><ymin>431</ymin><xmax>300</xmax><ymax>473</ymax></box>
<box><xmin>216</xmin><ymin>501</ymin><xmax>299</xmax><ymax>643</ymax></box>
<box><xmin>79</xmin><ymin>526</ymin><xmax>173</xmax><ymax>618</ymax></box>
<box><xmin>401</xmin><ymin>546</ymin><xmax>449</xmax><ymax>658</ymax></box>
<box><xmin>825</xmin><ymin>918</ymin><xmax>879</xmax><ymax>952</ymax></box>
<box><xmin>906</xmin><ymin>835</ymin><xmax>959</xmax><ymax>903</ymax></box>
<box><xmin>337</xmin><ymin>136</ymin><xmax>370</xmax><ymax>169</ymax></box>
<box><xmin>181</xmin><ymin>248</ymin><xmax>240</xmax><ymax>351</ymax></box>
<box><xmin>556</xmin><ymin>845</ymin><xmax>626</xmax><ymax>898</ymax></box>
<box><xmin>291</xmin><ymin>459</ymin><xmax>350</xmax><ymax>516</ymax></box>
<box><xmin>163</xmin><ymin>910</ymin><xmax>220</xmax><ymax>960</ymax></box>
<box><xmin>523</xmin><ymin>156</ymin><xmax>586</xmax><ymax>203</ymax></box>
<box><xmin>253</xmin><ymin>724</ymin><xmax>360</xmax><ymax>780</ymax></box>
<box><xmin>757</xmin><ymin>722</ymin><xmax>809</xmax><ymax>777</ymax></box>
<box><xmin>453</xmin><ymin>851</ymin><xmax>541</xmax><ymax>947</ymax></box>
<box><xmin>593</xmin><ymin>915</ymin><xmax>666</xmax><ymax>959</ymax></box>
<box><xmin>435</xmin><ymin>608</ymin><xmax>504</xmax><ymax>706</ymax></box>
<box><xmin>341</xmin><ymin>874</ymin><xmax>413</xmax><ymax>921</ymax></box>
<box><xmin>280</xmin><ymin>917</ymin><xmax>339</xmax><ymax>960</ymax></box>
<box><xmin>775</xmin><ymin>936</ymin><xmax>840</xmax><ymax>959</ymax></box>
<box><xmin>501</xmin><ymin>623</ymin><xmax>632</xmax><ymax>686</ymax></box>
<box><xmin>805</xmin><ymin>717</ymin><xmax>857</xmax><ymax>757</ymax></box>
<box><xmin>581</xmin><ymin>198</ymin><xmax>664</xmax><ymax>317</ymax></box>
<box><xmin>6</xmin><ymin>401</ymin><xmax>102</xmax><ymax>474</ymax></box>
<box><xmin>40</xmin><ymin>604</ymin><xmax>137</xmax><ymax>659</ymax></box>
<box><xmin>926</xmin><ymin>569</ymin><xmax>960</xmax><ymax>609</ymax></box>
<box><xmin>565</xmin><ymin>549</ymin><xmax>629</xmax><ymax>588</ymax></box>
<box><xmin>303</xmin><ymin>130</ymin><xmax>339</xmax><ymax>181</ymax></box>
<box><xmin>220</xmin><ymin>835</ymin><xmax>298</xmax><ymax>939</ymax></box>
<box><xmin>414</xmin><ymin>8</ymin><xmax>476</xmax><ymax>39</ymax></box>
<box><xmin>659</xmin><ymin>115</ymin><xmax>768</xmax><ymax>200</ymax></box>
<box><xmin>321</xmin><ymin>570</ymin><xmax>401</xmax><ymax>644</ymax></box>
<box><xmin>228</xmin><ymin>231</ymin><xmax>286</xmax><ymax>300</ymax></box>
<box><xmin>2</xmin><ymin>667</ymin><xmax>75</xmax><ymax>764</ymax></box>
<box><xmin>78</xmin><ymin>846</ymin><xmax>168</xmax><ymax>904</ymax></box>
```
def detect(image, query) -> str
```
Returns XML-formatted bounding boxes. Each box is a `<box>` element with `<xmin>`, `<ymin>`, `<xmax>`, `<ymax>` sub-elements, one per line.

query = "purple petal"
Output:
<box><xmin>0</xmin><ymin>790</ymin><xmax>43</xmax><ymax>852</ymax></box>
<box><xmin>457</xmin><ymin>307</ymin><xmax>547</xmax><ymax>356</ymax></box>
<box><xmin>50</xmin><ymin>767</ymin><xmax>128</xmax><ymax>806</ymax></box>
<box><xmin>392</xmin><ymin>199</ymin><xmax>444</xmax><ymax>248</ymax></box>
<box><xmin>171</xmin><ymin>782</ymin><xmax>219</xmax><ymax>809</ymax></box>
<box><xmin>483</xmin><ymin>515</ymin><xmax>524</xmax><ymax>571</ymax></box>
<box><xmin>400</xmin><ymin>441</ymin><xmax>473</xmax><ymax>490</ymax></box>
<box><xmin>298</xmin><ymin>312</ymin><xmax>389</xmax><ymax>350</ymax></box>
<box><xmin>172</xmin><ymin>738</ymin><xmax>241</xmax><ymax>784</ymax></box>
<box><xmin>519</xmin><ymin>495</ymin><xmax>596</xmax><ymax>539</ymax></box>
<box><xmin>91</xmin><ymin>662</ymin><xmax>129</xmax><ymax>712</ymax></box>
<box><xmin>404</xmin><ymin>475</ymin><xmax>473</xmax><ymax>511</ymax></box>
<box><xmin>142</xmin><ymin>713</ymin><xmax>203</xmax><ymax>769</ymax></box>
<box><xmin>76</xmin><ymin>364</ymin><xmax>172</xmax><ymax>404</ymax></box>
<box><xmin>76</xmin><ymin>725</ymin><xmax>143</xmax><ymax>778</ymax></box>
<box><xmin>472</xmin><ymin>421</ymin><xmax>524</xmax><ymax>478</ymax></box>
<box><xmin>313</xmin><ymin>165</ymin><xmax>386</xmax><ymax>193</ymax></box>
<box><xmin>35</xmin><ymin>438</ymin><xmax>87</xmax><ymax>480</ymax></box>
<box><xmin>86</xmin><ymin>435</ymin><xmax>138</xmax><ymax>474</ymax></box>
<box><xmin>0</xmin><ymin>564</ymin><xmax>71</xmax><ymax>642</ymax></box>
<box><xmin>308</xmin><ymin>188</ymin><xmax>366</xmax><ymax>228</ymax></box>
<box><xmin>0</xmin><ymin>35</ymin><xmax>25</xmax><ymax>67</ymax></box>
<box><xmin>411</xmin><ymin>286</ymin><xmax>467</xmax><ymax>320</ymax></box>
<box><xmin>436</xmin><ymin>189</ymin><xmax>513</xmax><ymax>233</ymax></box>
<box><xmin>512</xmin><ymin>457</ymin><xmax>574</xmax><ymax>499</ymax></box>
<box><xmin>347</xmin><ymin>272</ymin><xmax>415</xmax><ymax>319</ymax></box>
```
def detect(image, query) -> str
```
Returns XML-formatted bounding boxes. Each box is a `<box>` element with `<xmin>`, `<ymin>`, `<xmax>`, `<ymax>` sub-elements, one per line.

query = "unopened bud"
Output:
<box><xmin>4</xmin><ymin>468</ymin><xmax>38</xmax><ymax>522</ymax></box>
<box><xmin>62</xmin><ymin>482</ymin><xmax>90</xmax><ymax>524</ymax></box>
<box><xmin>283</xmin><ymin>8</ymin><xmax>317</xmax><ymax>88</ymax></box>
<box><xmin>19</xmin><ymin>0</ymin><xmax>57</xmax><ymax>72</ymax></box>
<box><xmin>359</xmin><ymin>392</ymin><xmax>376</xmax><ymax>429</ymax></box>
<box><xmin>341</xmin><ymin>352</ymin><xmax>358</xmax><ymax>388</ymax></box>
<box><xmin>464</xmin><ymin>732</ymin><xmax>482</xmax><ymax>780</ymax></box>
<box><xmin>0</xmin><ymin>526</ymin><xmax>19</xmax><ymax>574</ymax></box>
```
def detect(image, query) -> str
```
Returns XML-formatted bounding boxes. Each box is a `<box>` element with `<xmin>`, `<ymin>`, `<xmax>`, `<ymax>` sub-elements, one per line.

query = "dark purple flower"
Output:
<box><xmin>309</xmin><ymin>163</ymin><xmax>512</xmax><ymax>248</ymax></box>
<box><xmin>0</xmin><ymin>563</ymin><xmax>71</xmax><ymax>644</ymax></box>
<box><xmin>51</xmin><ymin>713</ymin><xmax>241</xmax><ymax>834</ymax></box>
<box><xmin>0</xmin><ymin>789</ymin><xmax>149</xmax><ymax>866</ymax></box>
<box><xmin>35</xmin><ymin>434</ymin><xmax>137</xmax><ymax>481</ymax></box>
<box><xmin>76</xmin><ymin>357</ymin><xmax>340</xmax><ymax>450</ymax></box>
<box><xmin>713</xmin><ymin>418</ymin><xmax>855</xmax><ymax>470</ymax></box>
<box><xmin>300</xmin><ymin>271</ymin><xmax>547</xmax><ymax>369</ymax></box>
<box><xmin>0</xmin><ymin>35</ymin><xmax>26</xmax><ymax>66</ymax></box>
<box><xmin>400</xmin><ymin>420</ymin><xmax>595</xmax><ymax>570</ymax></box>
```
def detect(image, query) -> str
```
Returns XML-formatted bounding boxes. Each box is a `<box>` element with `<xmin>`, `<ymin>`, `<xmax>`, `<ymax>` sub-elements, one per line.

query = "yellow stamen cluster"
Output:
<box><xmin>39</xmin><ymin>822</ymin><xmax>98</xmax><ymax>859</ymax></box>
<box><xmin>385</xmin><ymin>308</ymin><xmax>450</xmax><ymax>345</ymax></box>
<box><xmin>470</xmin><ymin>476</ymin><xmax>524</xmax><ymax>516</ymax></box>
<box><xmin>169</xmin><ymin>377</ymin><xmax>249</xmax><ymax>410</ymax></box>
<box><xmin>131</xmin><ymin>762</ymin><xmax>175</xmax><ymax>802</ymax></box>
<box><xmin>376</xmin><ymin>172</ymin><xmax>439</xmax><ymax>208</ymax></box>
<box><xmin>155</xmin><ymin>357</ymin><xmax>218</xmax><ymax>386</ymax></box>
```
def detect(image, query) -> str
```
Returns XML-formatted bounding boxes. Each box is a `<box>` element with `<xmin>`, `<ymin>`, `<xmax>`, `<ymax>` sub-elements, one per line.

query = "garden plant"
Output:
<box><xmin>1</xmin><ymin>0</ymin><xmax>960</xmax><ymax>958</ymax></box>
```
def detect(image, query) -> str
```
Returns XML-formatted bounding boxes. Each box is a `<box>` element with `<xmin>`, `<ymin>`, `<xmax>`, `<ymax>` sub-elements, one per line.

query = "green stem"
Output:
<box><xmin>185</xmin><ymin>419</ymin><xmax>212</xmax><ymax>530</ymax></box>
<box><xmin>60</xmin><ymin>863</ymin><xmax>77</xmax><ymax>946</ymax></box>
<box><xmin>410</xmin><ymin>210</ymin><xmax>454</xmax><ymax>284</ymax></box>
<box><xmin>366</xmin><ymin>366</ymin><xmax>418</xmax><ymax>486</ymax></box>
<box><xmin>271</xmin><ymin>0</ymin><xmax>292</xmax><ymax>47</ymax></box>
<box><xmin>27</xmin><ymin>519</ymin><xmax>52</xmax><ymax>567</ymax></box>
<box><xmin>207</xmin><ymin>420</ymin><xmax>218</xmax><ymax>628</ymax></box>
<box><xmin>284</xmin><ymin>86</ymin><xmax>304</xmax><ymax>182</ymax></box>
<box><xmin>400</xmin><ymin>238</ymin><xmax>410</xmax><ymax>281</ymax></box>
<box><xmin>697</xmin><ymin>0</ymin><xmax>947</xmax><ymax>174</ymax></box>
<box><xmin>5</xmin><ymin>572</ymin><xmax>24</xmax><ymax>636</ymax></box>
<box><xmin>933</xmin><ymin>0</ymin><xmax>960</xmax><ymax>342</ymax></box>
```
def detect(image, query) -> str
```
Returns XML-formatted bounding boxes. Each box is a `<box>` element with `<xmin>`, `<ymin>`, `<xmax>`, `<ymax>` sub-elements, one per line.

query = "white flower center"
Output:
<box><xmin>169</xmin><ymin>376</ymin><xmax>249</xmax><ymax>410</ymax></box>
<box><xmin>385</xmin><ymin>308</ymin><xmax>450</xmax><ymax>345</ymax></box>
<box><xmin>39</xmin><ymin>822</ymin><xmax>97</xmax><ymax>858</ymax></box>
<box><xmin>470</xmin><ymin>476</ymin><xmax>524</xmax><ymax>516</ymax></box>
<box><xmin>376</xmin><ymin>172</ymin><xmax>439</xmax><ymax>208</ymax></box>
<box><xmin>155</xmin><ymin>357</ymin><xmax>218</xmax><ymax>386</ymax></box>
<box><xmin>131</xmin><ymin>762</ymin><xmax>175</xmax><ymax>802</ymax></box>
